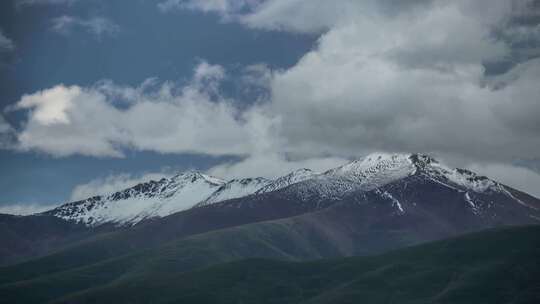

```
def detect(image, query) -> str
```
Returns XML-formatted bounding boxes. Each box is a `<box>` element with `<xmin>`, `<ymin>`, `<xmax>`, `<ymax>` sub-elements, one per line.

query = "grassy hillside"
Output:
<box><xmin>1</xmin><ymin>225</ymin><xmax>538</xmax><ymax>304</ymax></box>
<box><xmin>0</xmin><ymin>214</ymin><xmax>94</xmax><ymax>266</ymax></box>
<box><xmin>0</xmin><ymin>188</ymin><xmax>330</xmax><ymax>284</ymax></box>
<box><xmin>56</xmin><ymin>225</ymin><xmax>540</xmax><ymax>304</ymax></box>
<box><xmin>0</xmin><ymin>200</ymin><xmax>427</xmax><ymax>304</ymax></box>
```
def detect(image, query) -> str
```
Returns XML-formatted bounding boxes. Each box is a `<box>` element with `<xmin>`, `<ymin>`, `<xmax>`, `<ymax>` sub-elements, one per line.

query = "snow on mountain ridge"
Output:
<box><xmin>49</xmin><ymin>166</ymin><xmax>320</xmax><ymax>226</ymax></box>
<box><xmin>48</xmin><ymin>152</ymin><xmax>524</xmax><ymax>227</ymax></box>
<box><xmin>197</xmin><ymin>177</ymin><xmax>271</xmax><ymax>207</ymax></box>
<box><xmin>276</xmin><ymin>153</ymin><xmax>417</xmax><ymax>203</ymax></box>
<box><xmin>324</xmin><ymin>153</ymin><xmax>416</xmax><ymax>186</ymax></box>
<box><xmin>255</xmin><ymin>168</ymin><xmax>317</xmax><ymax>194</ymax></box>
<box><xmin>275</xmin><ymin>152</ymin><xmax>507</xmax><ymax>207</ymax></box>
<box><xmin>410</xmin><ymin>155</ymin><xmax>498</xmax><ymax>193</ymax></box>
<box><xmin>50</xmin><ymin>171</ymin><xmax>226</xmax><ymax>226</ymax></box>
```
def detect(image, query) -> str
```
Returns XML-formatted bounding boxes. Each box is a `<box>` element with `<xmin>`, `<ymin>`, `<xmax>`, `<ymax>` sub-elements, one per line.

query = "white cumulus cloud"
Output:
<box><xmin>11</xmin><ymin>62</ymin><xmax>278</xmax><ymax>158</ymax></box>
<box><xmin>15</xmin><ymin>85</ymin><xmax>78</xmax><ymax>125</ymax></box>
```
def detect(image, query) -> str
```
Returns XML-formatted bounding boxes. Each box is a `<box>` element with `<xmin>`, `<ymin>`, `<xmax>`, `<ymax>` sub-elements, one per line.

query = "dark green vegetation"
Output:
<box><xmin>1</xmin><ymin>225</ymin><xmax>538</xmax><ymax>304</ymax></box>
<box><xmin>0</xmin><ymin>214</ymin><xmax>95</xmax><ymax>265</ymax></box>
<box><xmin>0</xmin><ymin>210</ymin><xmax>417</xmax><ymax>304</ymax></box>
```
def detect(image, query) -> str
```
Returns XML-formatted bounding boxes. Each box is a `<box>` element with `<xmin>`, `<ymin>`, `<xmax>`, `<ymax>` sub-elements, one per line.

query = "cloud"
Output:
<box><xmin>154</xmin><ymin>0</ymin><xmax>540</xmax><ymax>186</ymax></box>
<box><xmin>7</xmin><ymin>0</ymin><xmax>540</xmax><ymax>197</ymax></box>
<box><xmin>16</xmin><ymin>0</ymin><xmax>77</xmax><ymax>7</ymax></box>
<box><xmin>223</xmin><ymin>0</ymin><xmax>538</xmax><ymax>163</ymax></box>
<box><xmin>0</xmin><ymin>114</ymin><xmax>15</xmax><ymax>148</ymax></box>
<box><xmin>70</xmin><ymin>172</ymin><xmax>172</xmax><ymax>201</ymax></box>
<box><xmin>14</xmin><ymin>85</ymin><xmax>78</xmax><ymax>125</ymax></box>
<box><xmin>157</xmin><ymin>0</ymin><xmax>360</xmax><ymax>32</ymax></box>
<box><xmin>516</xmin><ymin>159</ymin><xmax>540</xmax><ymax>174</ymax></box>
<box><xmin>0</xmin><ymin>29</ymin><xmax>15</xmax><ymax>66</ymax></box>
<box><xmin>0</xmin><ymin>203</ymin><xmax>60</xmax><ymax>215</ymax></box>
<box><xmin>240</xmin><ymin>0</ymin><xmax>369</xmax><ymax>33</ymax></box>
<box><xmin>12</xmin><ymin>2</ymin><xmax>540</xmax><ymax>162</ymax></box>
<box><xmin>158</xmin><ymin>0</ymin><xmax>262</xmax><ymax>19</ymax></box>
<box><xmin>0</xmin><ymin>114</ymin><xmax>12</xmax><ymax>133</ymax></box>
<box><xmin>207</xmin><ymin>154</ymin><xmax>346</xmax><ymax>179</ymax></box>
<box><xmin>51</xmin><ymin>15</ymin><xmax>120</xmax><ymax>39</ymax></box>
<box><xmin>10</xmin><ymin>62</ymin><xmax>278</xmax><ymax>158</ymax></box>
<box><xmin>266</xmin><ymin>23</ymin><xmax>537</xmax><ymax>161</ymax></box>
<box><xmin>468</xmin><ymin>163</ymin><xmax>540</xmax><ymax>199</ymax></box>
<box><xmin>12</xmin><ymin>1</ymin><xmax>540</xmax><ymax>163</ymax></box>
<box><xmin>0</xmin><ymin>30</ymin><xmax>15</xmax><ymax>52</ymax></box>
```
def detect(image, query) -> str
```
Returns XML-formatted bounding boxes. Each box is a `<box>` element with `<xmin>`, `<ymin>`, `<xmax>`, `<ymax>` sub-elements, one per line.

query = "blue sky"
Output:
<box><xmin>1</xmin><ymin>0</ymin><xmax>540</xmax><ymax>212</ymax></box>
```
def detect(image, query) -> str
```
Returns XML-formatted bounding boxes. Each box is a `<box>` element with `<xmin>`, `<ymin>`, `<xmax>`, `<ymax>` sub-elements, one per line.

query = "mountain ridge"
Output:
<box><xmin>43</xmin><ymin>152</ymin><xmax>538</xmax><ymax>227</ymax></box>
<box><xmin>1</xmin><ymin>152</ymin><xmax>539</xmax><ymax>280</ymax></box>
<box><xmin>52</xmin><ymin>225</ymin><xmax>540</xmax><ymax>304</ymax></box>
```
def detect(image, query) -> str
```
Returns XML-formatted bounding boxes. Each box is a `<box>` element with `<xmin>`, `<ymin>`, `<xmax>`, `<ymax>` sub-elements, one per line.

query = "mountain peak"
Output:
<box><xmin>278</xmin><ymin>152</ymin><xmax>507</xmax><ymax>207</ymax></box>
<box><xmin>198</xmin><ymin>177</ymin><xmax>271</xmax><ymax>207</ymax></box>
<box><xmin>330</xmin><ymin>152</ymin><xmax>497</xmax><ymax>193</ymax></box>
<box><xmin>172</xmin><ymin>171</ymin><xmax>225</xmax><ymax>186</ymax></box>
<box><xmin>255</xmin><ymin>168</ymin><xmax>317</xmax><ymax>194</ymax></box>
<box><xmin>286</xmin><ymin>168</ymin><xmax>315</xmax><ymax>178</ymax></box>
<box><xmin>418</xmin><ymin>162</ymin><xmax>498</xmax><ymax>193</ymax></box>
<box><xmin>408</xmin><ymin>153</ymin><xmax>497</xmax><ymax>193</ymax></box>
<box><xmin>409</xmin><ymin>153</ymin><xmax>439</xmax><ymax>166</ymax></box>
<box><xmin>45</xmin><ymin>151</ymin><xmax>521</xmax><ymax>228</ymax></box>
<box><xmin>50</xmin><ymin>170</ymin><xmax>226</xmax><ymax>226</ymax></box>
<box><xmin>326</xmin><ymin>152</ymin><xmax>414</xmax><ymax>178</ymax></box>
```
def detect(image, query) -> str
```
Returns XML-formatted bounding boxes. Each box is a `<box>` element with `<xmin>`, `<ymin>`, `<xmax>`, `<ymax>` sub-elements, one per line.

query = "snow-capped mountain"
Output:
<box><xmin>250</xmin><ymin>152</ymin><xmax>539</xmax><ymax>220</ymax></box>
<box><xmin>46</xmin><ymin>152</ymin><xmax>539</xmax><ymax>227</ymax></box>
<box><xmin>46</xmin><ymin>167</ymin><xmax>319</xmax><ymax>226</ymax></box>
<box><xmin>48</xmin><ymin>172</ymin><xmax>226</xmax><ymax>226</ymax></box>
<box><xmin>47</xmin><ymin>167</ymin><xmax>322</xmax><ymax>227</ymax></box>
<box><xmin>8</xmin><ymin>152</ymin><xmax>540</xmax><ymax>268</ymax></box>
<box><xmin>255</xmin><ymin>168</ymin><xmax>316</xmax><ymax>194</ymax></box>
<box><xmin>196</xmin><ymin>177</ymin><xmax>271</xmax><ymax>207</ymax></box>
<box><xmin>298</xmin><ymin>153</ymin><xmax>418</xmax><ymax>200</ymax></box>
<box><xmin>278</xmin><ymin>153</ymin><xmax>504</xmax><ymax>203</ymax></box>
